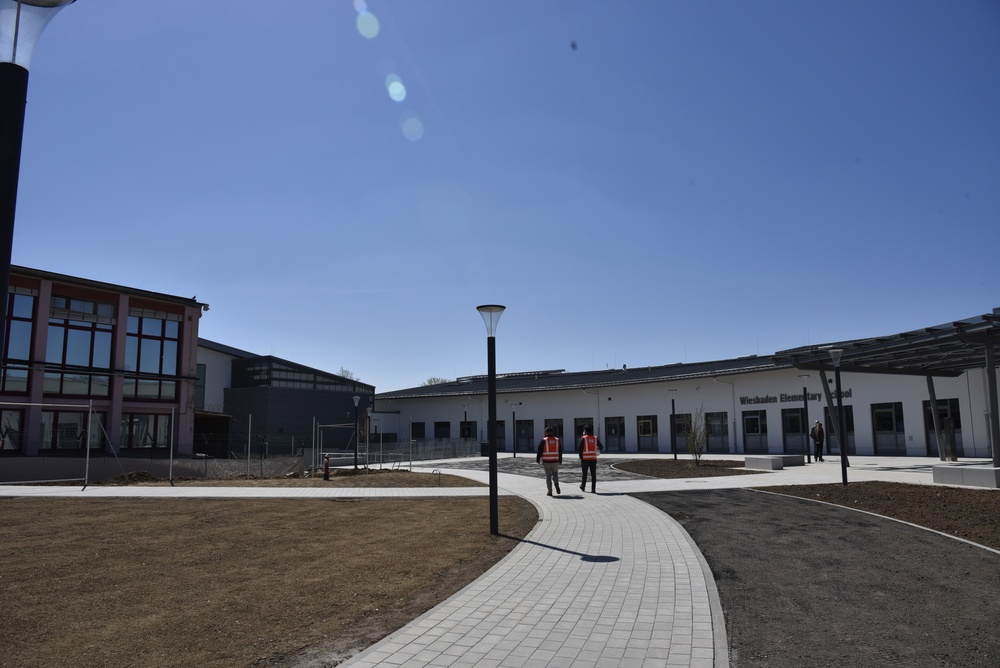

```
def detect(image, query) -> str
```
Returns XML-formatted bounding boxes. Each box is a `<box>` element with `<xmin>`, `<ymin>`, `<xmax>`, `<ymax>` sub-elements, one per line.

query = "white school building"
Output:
<box><xmin>374</xmin><ymin>308</ymin><xmax>1000</xmax><ymax>463</ymax></box>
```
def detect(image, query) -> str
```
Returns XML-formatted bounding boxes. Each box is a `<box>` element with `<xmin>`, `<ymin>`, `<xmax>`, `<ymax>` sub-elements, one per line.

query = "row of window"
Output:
<box><xmin>407</xmin><ymin>399</ymin><xmax>962</xmax><ymax>457</ymax></box>
<box><xmin>0</xmin><ymin>409</ymin><xmax>172</xmax><ymax>452</ymax></box>
<box><xmin>2</xmin><ymin>293</ymin><xmax>182</xmax><ymax>401</ymax></box>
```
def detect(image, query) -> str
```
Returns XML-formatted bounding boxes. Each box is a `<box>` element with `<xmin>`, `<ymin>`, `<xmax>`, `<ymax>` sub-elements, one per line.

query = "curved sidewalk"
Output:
<box><xmin>1</xmin><ymin>455</ymin><xmax>966</xmax><ymax>668</ymax></box>
<box><xmin>342</xmin><ymin>467</ymin><xmax>725</xmax><ymax>668</ymax></box>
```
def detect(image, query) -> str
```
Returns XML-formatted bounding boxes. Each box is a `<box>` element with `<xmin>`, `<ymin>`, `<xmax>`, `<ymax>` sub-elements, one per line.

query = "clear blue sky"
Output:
<box><xmin>11</xmin><ymin>1</ymin><xmax>1000</xmax><ymax>391</ymax></box>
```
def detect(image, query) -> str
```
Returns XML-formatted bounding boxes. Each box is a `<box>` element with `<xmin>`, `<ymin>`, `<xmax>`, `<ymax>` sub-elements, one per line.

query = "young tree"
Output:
<box><xmin>338</xmin><ymin>367</ymin><xmax>358</xmax><ymax>380</ymax></box>
<box><xmin>421</xmin><ymin>377</ymin><xmax>451</xmax><ymax>386</ymax></box>
<box><xmin>686</xmin><ymin>406</ymin><xmax>708</xmax><ymax>465</ymax></box>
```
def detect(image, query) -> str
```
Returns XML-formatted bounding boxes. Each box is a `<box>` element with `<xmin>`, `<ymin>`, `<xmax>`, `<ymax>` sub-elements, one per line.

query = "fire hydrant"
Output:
<box><xmin>323</xmin><ymin>454</ymin><xmax>330</xmax><ymax>481</ymax></box>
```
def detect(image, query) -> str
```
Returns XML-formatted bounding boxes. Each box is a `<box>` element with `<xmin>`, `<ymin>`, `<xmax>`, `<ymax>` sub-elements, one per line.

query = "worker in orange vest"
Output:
<box><xmin>578</xmin><ymin>425</ymin><xmax>604</xmax><ymax>493</ymax></box>
<box><xmin>536</xmin><ymin>427</ymin><xmax>563</xmax><ymax>496</ymax></box>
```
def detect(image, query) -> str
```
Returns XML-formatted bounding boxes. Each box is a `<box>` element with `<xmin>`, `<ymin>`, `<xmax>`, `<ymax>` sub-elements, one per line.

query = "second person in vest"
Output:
<box><xmin>578</xmin><ymin>425</ymin><xmax>604</xmax><ymax>493</ymax></box>
<box><xmin>536</xmin><ymin>427</ymin><xmax>563</xmax><ymax>496</ymax></box>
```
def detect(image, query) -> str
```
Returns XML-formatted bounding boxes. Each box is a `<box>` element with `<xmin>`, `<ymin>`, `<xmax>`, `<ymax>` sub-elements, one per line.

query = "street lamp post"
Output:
<box><xmin>0</xmin><ymin>1</ymin><xmax>76</xmax><ymax>356</ymax></box>
<box><xmin>352</xmin><ymin>394</ymin><xmax>360</xmax><ymax>469</ymax></box>
<box><xmin>799</xmin><ymin>374</ymin><xmax>811</xmax><ymax>463</ymax></box>
<box><xmin>669</xmin><ymin>389</ymin><xmax>677</xmax><ymax>460</ymax></box>
<box><xmin>828</xmin><ymin>349</ymin><xmax>849</xmax><ymax>485</ymax></box>
<box><xmin>477</xmin><ymin>304</ymin><xmax>505</xmax><ymax>536</ymax></box>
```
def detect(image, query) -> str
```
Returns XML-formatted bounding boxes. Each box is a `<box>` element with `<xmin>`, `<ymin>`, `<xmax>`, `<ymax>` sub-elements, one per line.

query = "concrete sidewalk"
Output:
<box><xmin>0</xmin><ymin>455</ymin><xmax>974</xmax><ymax>668</ymax></box>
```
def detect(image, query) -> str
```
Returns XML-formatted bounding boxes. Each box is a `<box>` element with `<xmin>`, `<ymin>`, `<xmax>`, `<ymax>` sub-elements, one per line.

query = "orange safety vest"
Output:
<box><xmin>581</xmin><ymin>435</ymin><xmax>599</xmax><ymax>461</ymax></box>
<box><xmin>541</xmin><ymin>436</ymin><xmax>560</xmax><ymax>462</ymax></box>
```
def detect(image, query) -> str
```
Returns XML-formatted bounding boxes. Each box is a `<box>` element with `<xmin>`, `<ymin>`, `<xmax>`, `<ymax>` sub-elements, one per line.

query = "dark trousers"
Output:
<box><xmin>814</xmin><ymin>441</ymin><xmax>824</xmax><ymax>460</ymax></box>
<box><xmin>581</xmin><ymin>460</ymin><xmax>597</xmax><ymax>490</ymax></box>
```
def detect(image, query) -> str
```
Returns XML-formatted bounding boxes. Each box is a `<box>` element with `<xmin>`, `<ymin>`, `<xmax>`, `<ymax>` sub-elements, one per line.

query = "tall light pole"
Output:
<box><xmin>828</xmin><ymin>349</ymin><xmax>849</xmax><ymax>485</ymax></box>
<box><xmin>0</xmin><ymin>1</ymin><xmax>76</xmax><ymax>356</ymax></box>
<box><xmin>352</xmin><ymin>394</ymin><xmax>360</xmax><ymax>469</ymax></box>
<box><xmin>669</xmin><ymin>388</ymin><xmax>677</xmax><ymax>459</ymax></box>
<box><xmin>477</xmin><ymin>304</ymin><xmax>505</xmax><ymax>536</ymax></box>
<box><xmin>799</xmin><ymin>373</ymin><xmax>811</xmax><ymax>463</ymax></box>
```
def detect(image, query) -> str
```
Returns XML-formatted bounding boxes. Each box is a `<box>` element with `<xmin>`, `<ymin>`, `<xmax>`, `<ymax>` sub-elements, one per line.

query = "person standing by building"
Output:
<box><xmin>810</xmin><ymin>420</ymin><xmax>825</xmax><ymax>462</ymax></box>
<box><xmin>579</xmin><ymin>425</ymin><xmax>603</xmax><ymax>493</ymax></box>
<box><xmin>536</xmin><ymin>427</ymin><xmax>563</xmax><ymax>496</ymax></box>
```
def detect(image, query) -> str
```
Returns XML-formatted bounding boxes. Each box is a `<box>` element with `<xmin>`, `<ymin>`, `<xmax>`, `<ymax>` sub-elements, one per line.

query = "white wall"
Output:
<box><xmin>198</xmin><ymin>346</ymin><xmax>235</xmax><ymax>412</ymax></box>
<box><xmin>376</xmin><ymin>366</ymin><xmax>992</xmax><ymax>457</ymax></box>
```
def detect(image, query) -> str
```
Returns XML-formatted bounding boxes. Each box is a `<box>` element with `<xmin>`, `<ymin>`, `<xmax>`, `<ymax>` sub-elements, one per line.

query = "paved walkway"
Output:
<box><xmin>0</xmin><ymin>455</ymin><xmax>978</xmax><ymax>667</ymax></box>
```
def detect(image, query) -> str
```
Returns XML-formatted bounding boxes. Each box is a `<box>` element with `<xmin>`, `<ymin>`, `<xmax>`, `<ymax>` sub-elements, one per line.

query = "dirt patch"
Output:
<box><xmin>619</xmin><ymin>459</ymin><xmax>1000</xmax><ymax>551</ymax></box>
<box><xmin>0</xmin><ymin>492</ymin><xmax>537</xmax><ymax>668</ymax></box>
<box><xmin>103</xmin><ymin>469</ymin><xmax>485</xmax><ymax>489</ymax></box>
<box><xmin>613</xmin><ymin>458</ymin><xmax>764</xmax><ymax>478</ymax></box>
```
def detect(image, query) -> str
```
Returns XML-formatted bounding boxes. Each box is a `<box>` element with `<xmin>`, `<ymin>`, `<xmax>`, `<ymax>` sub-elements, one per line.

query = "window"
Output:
<box><xmin>120</xmin><ymin>413</ymin><xmax>171</xmax><ymax>449</ymax></box>
<box><xmin>0</xmin><ymin>409</ymin><xmax>23</xmax><ymax>453</ymax></box>
<box><xmin>434</xmin><ymin>421</ymin><xmax>451</xmax><ymax>439</ymax></box>
<box><xmin>123</xmin><ymin>314</ymin><xmax>181</xmax><ymax>401</ymax></box>
<box><xmin>637</xmin><ymin>415</ymin><xmax>657</xmax><ymax>437</ymax></box>
<box><xmin>39</xmin><ymin>411</ymin><xmax>104</xmax><ymax>450</ymax></box>
<box><xmin>410</xmin><ymin>422</ymin><xmax>425</xmax><ymax>440</ymax></box>
<box><xmin>43</xmin><ymin>295</ymin><xmax>115</xmax><ymax>397</ymax></box>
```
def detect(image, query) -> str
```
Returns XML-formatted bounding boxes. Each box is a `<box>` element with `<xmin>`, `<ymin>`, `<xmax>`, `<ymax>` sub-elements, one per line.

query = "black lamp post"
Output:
<box><xmin>669</xmin><ymin>388</ymin><xmax>677</xmax><ymax>459</ymax></box>
<box><xmin>477</xmin><ymin>304</ymin><xmax>505</xmax><ymax>536</ymax></box>
<box><xmin>799</xmin><ymin>373</ymin><xmax>811</xmax><ymax>463</ymax></box>
<box><xmin>0</xmin><ymin>1</ymin><xmax>76</xmax><ymax>356</ymax></box>
<box><xmin>829</xmin><ymin>349</ymin><xmax>849</xmax><ymax>485</ymax></box>
<box><xmin>352</xmin><ymin>394</ymin><xmax>360</xmax><ymax>469</ymax></box>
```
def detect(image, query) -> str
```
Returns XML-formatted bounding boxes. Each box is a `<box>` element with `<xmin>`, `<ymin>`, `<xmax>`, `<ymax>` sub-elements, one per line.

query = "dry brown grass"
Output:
<box><xmin>0</xmin><ymin>486</ymin><xmax>536</xmax><ymax>668</ymax></box>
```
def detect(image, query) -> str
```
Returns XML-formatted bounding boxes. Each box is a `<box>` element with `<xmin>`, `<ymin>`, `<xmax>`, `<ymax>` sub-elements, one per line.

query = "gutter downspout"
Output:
<box><xmin>713</xmin><ymin>377</ymin><xmax>737</xmax><ymax>453</ymax></box>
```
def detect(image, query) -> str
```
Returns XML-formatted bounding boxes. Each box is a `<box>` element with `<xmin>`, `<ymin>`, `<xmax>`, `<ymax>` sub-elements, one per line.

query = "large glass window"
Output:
<box><xmin>39</xmin><ymin>411</ymin><xmax>104</xmax><ymax>450</ymax></box>
<box><xmin>3</xmin><ymin>293</ymin><xmax>34</xmax><ymax>393</ymax></box>
<box><xmin>120</xmin><ymin>413</ymin><xmax>171</xmax><ymax>449</ymax></box>
<box><xmin>0</xmin><ymin>409</ymin><xmax>23</xmax><ymax>453</ymax></box>
<box><xmin>123</xmin><ymin>314</ymin><xmax>181</xmax><ymax>401</ymax></box>
<box><xmin>44</xmin><ymin>294</ymin><xmax>115</xmax><ymax>397</ymax></box>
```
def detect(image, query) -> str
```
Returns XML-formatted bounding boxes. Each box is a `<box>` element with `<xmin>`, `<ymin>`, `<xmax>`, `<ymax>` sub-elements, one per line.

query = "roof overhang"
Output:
<box><xmin>773</xmin><ymin>309</ymin><xmax>1000</xmax><ymax>378</ymax></box>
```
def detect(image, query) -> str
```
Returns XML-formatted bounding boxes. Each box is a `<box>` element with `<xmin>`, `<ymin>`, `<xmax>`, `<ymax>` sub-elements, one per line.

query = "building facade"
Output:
<box><xmin>196</xmin><ymin>339</ymin><xmax>375</xmax><ymax>459</ymax></box>
<box><xmin>375</xmin><ymin>313</ymin><xmax>1000</xmax><ymax>461</ymax></box>
<box><xmin>0</xmin><ymin>266</ymin><xmax>206</xmax><ymax>477</ymax></box>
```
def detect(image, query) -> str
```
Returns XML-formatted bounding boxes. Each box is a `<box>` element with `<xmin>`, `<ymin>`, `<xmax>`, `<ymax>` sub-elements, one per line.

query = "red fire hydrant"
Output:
<box><xmin>323</xmin><ymin>454</ymin><xmax>330</xmax><ymax>481</ymax></box>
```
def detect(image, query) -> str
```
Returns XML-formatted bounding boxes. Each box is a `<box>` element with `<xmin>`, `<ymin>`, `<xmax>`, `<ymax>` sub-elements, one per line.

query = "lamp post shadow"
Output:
<box><xmin>497</xmin><ymin>534</ymin><xmax>620</xmax><ymax>563</ymax></box>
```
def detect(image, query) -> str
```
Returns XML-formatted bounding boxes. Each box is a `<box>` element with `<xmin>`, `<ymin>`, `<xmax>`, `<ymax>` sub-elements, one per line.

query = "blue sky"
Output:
<box><xmin>11</xmin><ymin>1</ymin><xmax>1000</xmax><ymax>391</ymax></box>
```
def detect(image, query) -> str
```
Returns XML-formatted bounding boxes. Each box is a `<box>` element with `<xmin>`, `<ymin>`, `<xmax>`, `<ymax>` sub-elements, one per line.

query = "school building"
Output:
<box><xmin>373</xmin><ymin>309</ymin><xmax>1000</xmax><ymax>471</ymax></box>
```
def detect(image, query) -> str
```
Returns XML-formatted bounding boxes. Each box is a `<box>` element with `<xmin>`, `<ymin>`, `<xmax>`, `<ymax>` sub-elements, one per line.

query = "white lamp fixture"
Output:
<box><xmin>476</xmin><ymin>304</ymin><xmax>505</xmax><ymax>337</ymax></box>
<box><xmin>1</xmin><ymin>0</ymin><xmax>76</xmax><ymax>68</ymax></box>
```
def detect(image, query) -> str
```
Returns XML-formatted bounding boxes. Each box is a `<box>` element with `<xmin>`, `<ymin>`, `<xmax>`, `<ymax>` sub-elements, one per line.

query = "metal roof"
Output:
<box><xmin>378</xmin><ymin>307</ymin><xmax>1000</xmax><ymax>399</ymax></box>
<box><xmin>772</xmin><ymin>308</ymin><xmax>1000</xmax><ymax>377</ymax></box>
<box><xmin>376</xmin><ymin>355</ymin><xmax>784</xmax><ymax>400</ymax></box>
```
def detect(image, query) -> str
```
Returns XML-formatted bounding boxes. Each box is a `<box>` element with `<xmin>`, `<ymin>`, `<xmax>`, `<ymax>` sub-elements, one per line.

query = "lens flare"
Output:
<box><xmin>400</xmin><ymin>112</ymin><xmax>424</xmax><ymax>141</ymax></box>
<box><xmin>386</xmin><ymin>74</ymin><xmax>407</xmax><ymax>102</ymax></box>
<box><xmin>356</xmin><ymin>11</ymin><xmax>379</xmax><ymax>39</ymax></box>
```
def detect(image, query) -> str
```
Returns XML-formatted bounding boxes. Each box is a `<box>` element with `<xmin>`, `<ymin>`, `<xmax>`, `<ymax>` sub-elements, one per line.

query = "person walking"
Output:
<box><xmin>579</xmin><ymin>425</ymin><xmax>603</xmax><ymax>493</ymax></box>
<box><xmin>536</xmin><ymin>427</ymin><xmax>563</xmax><ymax>496</ymax></box>
<box><xmin>810</xmin><ymin>420</ymin><xmax>825</xmax><ymax>462</ymax></box>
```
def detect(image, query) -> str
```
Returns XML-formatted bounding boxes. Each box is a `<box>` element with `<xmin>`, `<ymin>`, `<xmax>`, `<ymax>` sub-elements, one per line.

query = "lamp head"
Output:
<box><xmin>352</xmin><ymin>395</ymin><xmax>361</xmax><ymax>407</ymax></box>
<box><xmin>828</xmin><ymin>348</ymin><xmax>844</xmax><ymax>367</ymax></box>
<box><xmin>1</xmin><ymin>0</ymin><xmax>76</xmax><ymax>68</ymax></box>
<box><xmin>476</xmin><ymin>304</ymin><xmax>505</xmax><ymax>337</ymax></box>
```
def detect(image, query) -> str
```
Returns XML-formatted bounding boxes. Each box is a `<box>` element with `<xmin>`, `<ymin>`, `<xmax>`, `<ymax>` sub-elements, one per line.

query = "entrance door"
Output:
<box><xmin>781</xmin><ymin>408</ymin><xmax>808</xmax><ymax>454</ymax></box>
<box><xmin>514</xmin><ymin>419</ymin><xmax>534</xmax><ymax>453</ymax></box>
<box><xmin>823</xmin><ymin>406</ymin><xmax>856</xmax><ymax>456</ymax></box>
<box><xmin>872</xmin><ymin>402</ymin><xmax>905</xmax><ymax>455</ymax></box>
<box><xmin>706</xmin><ymin>412</ymin><xmax>729</xmax><ymax>453</ymax></box>
<box><xmin>637</xmin><ymin>415</ymin><xmax>658</xmax><ymax>452</ymax></box>
<box><xmin>604</xmin><ymin>416</ymin><xmax>625</xmax><ymax>452</ymax></box>
<box><xmin>743</xmin><ymin>411</ymin><xmax>768</xmax><ymax>453</ymax></box>
<box><xmin>923</xmin><ymin>399</ymin><xmax>964</xmax><ymax>458</ymax></box>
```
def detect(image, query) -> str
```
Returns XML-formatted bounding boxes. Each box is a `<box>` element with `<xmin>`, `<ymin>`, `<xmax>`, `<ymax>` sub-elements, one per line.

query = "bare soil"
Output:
<box><xmin>0</xmin><ymin>471</ymin><xmax>535</xmax><ymax>668</ymax></box>
<box><xmin>4</xmin><ymin>461</ymin><xmax>998</xmax><ymax>668</ymax></box>
<box><xmin>617</xmin><ymin>459</ymin><xmax>1000</xmax><ymax>551</ymax></box>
